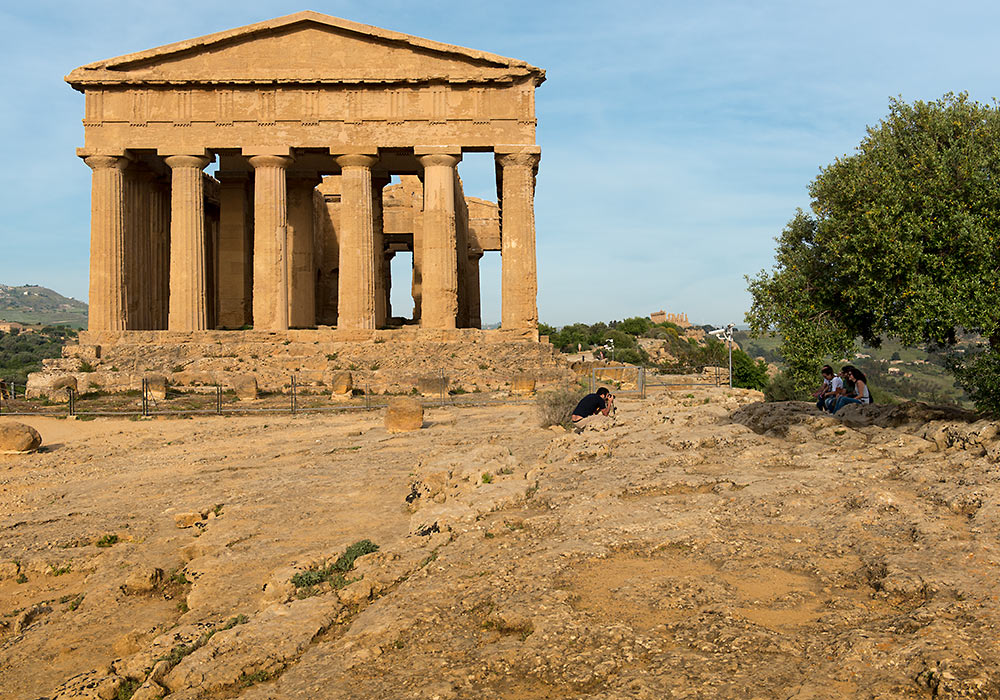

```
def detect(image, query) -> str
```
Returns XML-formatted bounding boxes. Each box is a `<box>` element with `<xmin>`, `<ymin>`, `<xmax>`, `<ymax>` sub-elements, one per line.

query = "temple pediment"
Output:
<box><xmin>66</xmin><ymin>11</ymin><xmax>545</xmax><ymax>88</ymax></box>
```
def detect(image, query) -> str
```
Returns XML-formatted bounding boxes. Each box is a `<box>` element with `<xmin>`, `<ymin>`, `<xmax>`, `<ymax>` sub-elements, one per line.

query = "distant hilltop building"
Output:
<box><xmin>649</xmin><ymin>311</ymin><xmax>690</xmax><ymax>328</ymax></box>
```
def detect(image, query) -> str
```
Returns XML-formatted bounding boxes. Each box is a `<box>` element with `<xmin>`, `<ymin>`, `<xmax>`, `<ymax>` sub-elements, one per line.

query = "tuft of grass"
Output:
<box><xmin>95</xmin><ymin>533</ymin><xmax>119</xmax><ymax>548</ymax></box>
<box><xmin>115</xmin><ymin>678</ymin><xmax>140</xmax><ymax>700</ymax></box>
<box><xmin>374</xmin><ymin>338</ymin><xmax>386</xmax><ymax>344</ymax></box>
<box><xmin>370</xmin><ymin>362</ymin><xmax>381</xmax><ymax>371</ymax></box>
<box><xmin>212</xmin><ymin>503</ymin><xmax>224</xmax><ymax>517</ymax></box>
<box><xmin>69</xmin><ymin>594</ymin><xmax>85</xmax><ymax>610</ymax></box>
<box><xmin>326</xmin><ymin>353</ymin><xmax>338</xmax><ymax>361</ymax></box>
<box><xmin>78</xmin><ymin>360</ymin><xmax>95</xmax><ymax>373</ymax></box>
<box><xmin>290</xmin><ymin>539</ymin><xmax>379</xmax><ymax>589</ymax></box>
<box><xmin>169</xmin><ymin>570</ymin><xmax>190</xmax><ymax>586</ymax></box>
<box><xmin>238</xmin><ymin>670</ymin><xmax>273</xmax><ymax>687</ymax></box>
<box><xmin>16</xmin><ymin>573</ymin><xmax>28</xmax><ymax>584</ymax></box>
<box><xmin>481</xmin><ymin>473</ymin><xmax>492</xmax><ymax>484</ymax></box>
<box><xmin>478</xmin><ymin>363</ymin><xmax>489</xmax><ymax>370</ymax></box>
<box><xmin>49</xmin><ymin>563</ymin><xmax>71</xmax><ymax>576</ymax></box>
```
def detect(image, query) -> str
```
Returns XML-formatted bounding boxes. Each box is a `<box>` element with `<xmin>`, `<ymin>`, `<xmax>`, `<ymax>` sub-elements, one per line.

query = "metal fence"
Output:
<box><xmin>643</xmin><ymin>364</ymin><xmax>732</xmax><ymax>389</ymax></box>
<box><xmin>0</xmin><ymin>375</ymin><xmax>538</xmax><ymax>419</ymax></box>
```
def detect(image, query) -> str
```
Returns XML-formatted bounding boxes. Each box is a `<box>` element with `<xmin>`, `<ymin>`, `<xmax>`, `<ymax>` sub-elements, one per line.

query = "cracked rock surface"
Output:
<box><xmin>2</xmin><ymin>388</ymin><xmax>1000</xmax><ymax>699</ymax></box>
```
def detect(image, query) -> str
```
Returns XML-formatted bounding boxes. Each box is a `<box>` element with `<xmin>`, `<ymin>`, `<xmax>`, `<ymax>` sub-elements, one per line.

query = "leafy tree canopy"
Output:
<box><xmin>747</xmin><ymin>93</ymin><xmax>1000</xmax><ymax>413</ymax></box>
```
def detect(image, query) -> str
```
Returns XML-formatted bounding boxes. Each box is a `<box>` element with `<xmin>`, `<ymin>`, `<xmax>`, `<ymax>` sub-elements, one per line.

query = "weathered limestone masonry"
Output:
<box><xmin>54</xmin><ymin>11</ymin><xmax>550</xmax><ymax>392</ymax></box>
<box><xmin>34</xmin><ymin>329</ymin><xmax>570</xmax><ymax>395</ymax></box>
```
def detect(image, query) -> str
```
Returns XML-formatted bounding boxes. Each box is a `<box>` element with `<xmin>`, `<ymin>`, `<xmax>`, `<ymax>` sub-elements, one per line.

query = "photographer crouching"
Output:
<box><xmin>571</xmin><ymin>387</ymin><xmax>616</xmax><ymax>431</ymax></box>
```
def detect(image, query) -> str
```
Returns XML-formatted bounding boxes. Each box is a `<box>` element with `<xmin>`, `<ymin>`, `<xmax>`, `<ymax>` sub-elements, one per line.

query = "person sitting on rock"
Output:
<box><xmin>833</xmin><ymin>367</ymin><xmax>870</xmax><ymax>413</ymax></box>
<box><xmin>814</xmin><ymin>365</ymin><xmax>835</xmax><ymax>411</ymax></box>
<box><xmin>571</xmin><ymin>387</ymin><xmax>615</xmax><ymax>430</ymax></box>
<box><xmin>822</xmin><ymin>367</ymin><xmax>847</xmax><ymax>413</ymax></box>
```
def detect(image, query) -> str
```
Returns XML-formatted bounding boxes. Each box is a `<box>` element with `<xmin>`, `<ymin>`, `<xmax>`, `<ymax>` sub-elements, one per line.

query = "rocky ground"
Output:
<box><xmin>2</xmin><ymin>387</ymin><xmax>1000</xmax><ymax>699</ymax></box>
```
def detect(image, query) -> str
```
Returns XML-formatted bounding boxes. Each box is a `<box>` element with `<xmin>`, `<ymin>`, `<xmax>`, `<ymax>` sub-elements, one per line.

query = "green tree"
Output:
<box><xmin>618</xmin><ymin>316</ymin><xmax>652</xmax><ymax>337</ymax></box>
<box><xmin>731</xmin><ymin>349</ymin><xmax>769</xmax><ymax>391</ymax></box>
<box><xmin>747</xmin><ymin>93</ymin><xmax>1000</xmax><ymax>414</ymax></box>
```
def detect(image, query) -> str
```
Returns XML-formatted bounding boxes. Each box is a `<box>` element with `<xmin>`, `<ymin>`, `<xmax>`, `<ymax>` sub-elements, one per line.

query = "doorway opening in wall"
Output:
<box><xmin>389</xmin><ymin>251</ymin><xmax>414</xmax><ymax>324</ymax></box>
<box><xmin>480</xmin><ymin>251</ymin><xmax>501</xmax><ymax>329</ymax></box>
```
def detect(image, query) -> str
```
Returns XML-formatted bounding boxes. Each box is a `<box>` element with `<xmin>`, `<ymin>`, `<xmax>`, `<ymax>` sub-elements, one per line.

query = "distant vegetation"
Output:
<box><xmin>0</xmin><ymin>284</ymin><xmax>88</xmax><ymax>328</ymax></box>
<box><xmin>540</xmin><ymin>316</ymin><xmax>769</xmax><ymax>392</ymax></box>
<box><xmin>0</xmin><ymin>325</ymin><xmax>77</xmax><ymax>385</ymax></box>
<box><xmin>737</xmin><ymin>330</ymin><xmax>975</xmax><ymax>408</ymax></box>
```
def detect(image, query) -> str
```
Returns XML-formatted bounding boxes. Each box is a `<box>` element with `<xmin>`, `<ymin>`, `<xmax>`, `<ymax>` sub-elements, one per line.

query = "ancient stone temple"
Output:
<box><xmin>66</xmin><ymin>11</ymin><xmax>542</xmax><ymax>335</ymax></box>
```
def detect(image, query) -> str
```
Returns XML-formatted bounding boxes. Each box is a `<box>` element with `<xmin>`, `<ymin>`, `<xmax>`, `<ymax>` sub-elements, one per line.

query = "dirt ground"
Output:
<box><xmin>2</xmin><ymin>388</ymin><xmax>999</xmax><ymax>699</ymax></box>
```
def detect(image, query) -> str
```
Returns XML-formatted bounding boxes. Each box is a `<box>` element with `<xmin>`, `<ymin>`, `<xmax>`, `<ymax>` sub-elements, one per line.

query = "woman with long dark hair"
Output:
<box><xmin>833</xmin><ymin>367</ymin><xmax>870</xmax><ymax>413</ymax></box>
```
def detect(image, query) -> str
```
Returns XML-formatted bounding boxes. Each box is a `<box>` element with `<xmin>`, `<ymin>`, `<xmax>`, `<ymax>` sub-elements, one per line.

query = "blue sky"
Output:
<box><xmin>1</xmin><ymin>1</ymin><xmax>999</xmax><ymax>327</ymax></box>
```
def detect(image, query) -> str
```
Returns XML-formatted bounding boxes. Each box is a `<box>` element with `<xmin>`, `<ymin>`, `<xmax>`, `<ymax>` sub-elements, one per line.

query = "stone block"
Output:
<box><xmin>330</xmin><ymin>371</ymin><xmax>353</xmax><ymax>398</ymax></box>
<box><xmin>122</xmin><ymin>567</ymin><xmax>163</xmax><ymax>594</ymax></box>
<box><xmin>230</xmin><ymin>375</ymin><xmax>258</xmax><ymax>401</ymax></box>
<box><xmin>0</xmin><ymin>422</ymin><xmax>42</xmax><ymax>454</ymax></box>
<box><xmin>145</xmin><ymin>374</ymin><xmax>168</xmax><ymax>401</ymax></box>
<box><xmin>417</xmin><ymin>375</ymin><xmax>449</xmax><ymax>397</ymax></box>
<box><xmin>25</xmin><ymin>373</ymin><xmax>76</xmax><ymax>401</ymax></box>
<box><xmin>511</xmin><ymin>373</ymin><xmax>536</xmax><ymax>395</ymax></box>
<box><xmin>386</xmin><ymin>397</ymin><xmax>423</xmax><ymax>433</ymax></box>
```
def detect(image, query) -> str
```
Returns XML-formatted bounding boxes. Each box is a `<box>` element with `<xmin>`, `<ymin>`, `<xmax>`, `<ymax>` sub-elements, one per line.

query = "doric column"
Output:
<box><xmin>335</xmin><ymin>154</ymin><xmax>378</xmax><ymax>329</ymax></box>
<box><xmin>372</xmin><ymin>175</ymin><xmax>391</xmax><ymax>327</ymax></box>
<box><xmin>417</xmin><ymin>151</ymin><xmax>462</xmax><ymax>329</ymax></box>
<box><xmin>150</xmin><ymin>178</ymin><xmax>171</xmax><ymax>329</ymax></box>
<box><xmin>384</xmin><ymin>250</ymin><xmax>395</xmax><ymax>323</ymax></box>
<box><xmin>467</xmin><ymin>248</ymin><xmax>483</xmax><ymax>329</ymax></box>
<box><xmin>454</xmin><ymin>173</ymin><xmax>471</xmax><ymax>328</ymax></box>
<box><xmin>248</xmin><ymin>155</ymin><xmax>293</xmax><ymax>330</ymax></box>
<box><xmin>164</xmin><ymin>155</ymin><xmax>211</xmax><ymax>331</ymax></box>
<box><xmin>124</xmin><ymin>168</ymin><xmax>144</xmax><ymax>329</ymax></box>
<box><xmin>496</xmin><ymin>150</ymin><xmax>540</xmax><ymax>330</ymax></box>
<box><xmin>287</xmin><ymin>173</ymin><xmax>321</xmax><ymax>328</ymax></box>
<box><xmin>216</xmin><ymin>171</ymin><xmax>253</xmax><ymax>329</ymax></box>
<box><xmin>85</xmin><ymin>155</ymin><xmax>129</xmax><ymax>331</ymax></box>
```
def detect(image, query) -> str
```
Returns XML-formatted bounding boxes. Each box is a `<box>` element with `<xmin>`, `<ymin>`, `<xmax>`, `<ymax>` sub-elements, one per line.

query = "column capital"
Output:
<box><xmin>495</xmin><ymin>151</ymin><xmax>540</xmax><ymax>169</ymax></box>
<box><xmin>248</xmin><ymin>155</ymin><xmax>293</xmax><ymax>170</ymax></box>
<box><xmin>418</xmin><ymin>153</ymin><xmax>461</xmax><ymax>169</ymax></box>
<box><xmin>84</xmin><ymin>155</ymin><xmax>128</xmax><ymax>171</ymax></box>
<box><xmin>335</xmin><ymin>153</ymin><xmax>378</xmax><ymax>169</ymax></box>
<box><xmin>164</xmin><ymin>155</ymin><xmax>211</xmax><ymax>170</ymax></box>
<box><xmin>468</xmin><ymin>247</ymin><xmax>484</xmax><ymax>260</ymax></box>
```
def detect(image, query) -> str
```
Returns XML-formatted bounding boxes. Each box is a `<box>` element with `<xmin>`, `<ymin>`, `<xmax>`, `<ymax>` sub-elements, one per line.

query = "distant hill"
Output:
<box><xmin>0</xmin><ymin>284</ymin><xmax>88</xmax><ymax>328</ymax></box>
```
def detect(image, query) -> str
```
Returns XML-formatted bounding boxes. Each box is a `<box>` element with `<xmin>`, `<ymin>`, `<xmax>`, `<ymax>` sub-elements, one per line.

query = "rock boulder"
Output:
<box><xmin>386</xmin><ymin>398</ymin><xmax>423</xmax><ymax>433</ymax></box>
<box><xmin>0</xmin><ymin>422</ymin><xmax>42</xmax><ymax>453</ymax></box>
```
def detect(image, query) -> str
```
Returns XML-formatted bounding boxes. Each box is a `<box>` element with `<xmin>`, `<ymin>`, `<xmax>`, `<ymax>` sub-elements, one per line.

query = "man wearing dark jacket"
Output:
<box><xmin>571</xmin><ymin>387</ymin><xmax>615</xmax><ymax>430</ymax></box>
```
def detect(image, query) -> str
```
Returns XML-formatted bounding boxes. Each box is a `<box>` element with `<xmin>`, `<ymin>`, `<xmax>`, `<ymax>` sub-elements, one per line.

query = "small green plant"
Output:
<box><xmin>78</xmin><ymin>360</ymin><xmax>95</xmax><ymax>373</ymax></box>
<box><xmin>374</xmin><ymin>338</ymin><xmax>386</xmax><ymax>344</ymax></box>
<box><xmin>69</xmin><ymin>594</ymin><xmax>84</xmax><ymax>611</ymax></box>
<box><xmin>169</xmin><ymin>570</ymin><xmax>190</xmax><ymax>586</ymax></box>
<box><xmin>347</xmin><ymin>363</ymin><xmax>359</xmax><ymax>371</ymax></box>
<box><xmin>478</xmin><ymin>363</ymin><xmax>489</xmax><ymax>370</ymax></box>
<box><xmin>109</xmin><ymin>366</ymin><xmax>120</xmax><ymax>372</ymax></box>
<box><xmin>484</xmin><ymin>532</ymin><xmax>495</xmax><ymax>539</ymax></box>
<box><xmin>498</xmin><ymin>467</ymin><xmax>514</xmax><ymax>475</ymax></box>
<box><xmin>282</xmin><ymin>340</ymin><xmax>291</xmax><ymax>346</ymax></box>
<box><xmin>290</xmin><ymin>539</ymin><xmax>379</xmax><ymax>589</ymax></box>
<box><xmin>50</xmin><ymin>563</ymin><xmax>71</xmax><ymax>576</ymax></box>
<box><xmin>212</xmin><ymin>503</ymin><xmax>224</xmax><ymax>516</ymax></box>
<box><xmin>16</xmin><ymin>573</ymin><xmax>27</xmax><ymax>584</ymax></box>
<box><xmin>481</xmin><ymin>473</ymin><xmax>493</xmax><ymax>484</ymax></box>
<box><xmin>95</xmin><ymin>534</ymin><xmax>119</xmax><ymax>548</ymax></box>
<box><xmin>177</xmin><ymin>601</ymin><xmax>189</xmax><ymax>613</ymax></box>
<box><xmin>170</xmin><ymin>365</ymin><xmax>185</xmax><ymax>373</ymax></box>
<box><xmin>239</xmin><ymin>670</ymin><xmax>273</xmax><ymax>687</ymax></box>
<box><xmin>326</xmin><ymin>353</ymin><xmax>338</xmax><ymax>361</ymax></box>
<box><xmin>449</xmin><ymin>387</ymin><xmax>468</xmax><ymax>395</ymax></box>
<box><xmin>370</xmin><ymin>362</ymin><xmax>381</xmax><ymax>371</ymax></box>
<box><xmin>157</xmin><ymin>615</ymin><xmax>248</xmax><ymax>670</ymax></box>
<box><xmin>115</xmin><ymin>678</ymin><xmax>140</xmax><ymax>700</ymax></box>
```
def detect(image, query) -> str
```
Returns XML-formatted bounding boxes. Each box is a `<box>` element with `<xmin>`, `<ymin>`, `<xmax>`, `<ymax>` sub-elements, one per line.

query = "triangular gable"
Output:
<box><xmin>66</xmin><ymin>11</ymin><xmax>545</xmax><ymax>89</ymax></box>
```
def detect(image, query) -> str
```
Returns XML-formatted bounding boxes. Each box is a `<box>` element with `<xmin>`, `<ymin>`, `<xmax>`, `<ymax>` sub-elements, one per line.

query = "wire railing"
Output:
<box><xmin>0</xmin><ymin>374</ymin><xmax>541</xmax><ymax>419</ymax></box>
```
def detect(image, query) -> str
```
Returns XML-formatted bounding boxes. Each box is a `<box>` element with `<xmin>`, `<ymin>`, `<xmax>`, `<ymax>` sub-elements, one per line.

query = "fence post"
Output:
<box><xmin>290</xmin><ymin>375</ymin><xmax>297</xmax><ymax>414</ymax></box>
<box><xmin>440</xmin><ymin>369</ymin><xmax>446</xmax><ymax>402</ymax></box>
<box><xmin>365</xmin><ymin>383</ymin><xmax>370</xmax><ymax>410</ymax></box>
<box><xmin>141</xmin><ymin>378</ymin><xmax>148</xmax><ymax>417</ymax></box>
<box><xmin>68</xmin><ymin>387</ymin><xmax>75</xmax><ymax>417</ymax></box>
<box><xmin>216</xmin><ymin>385</ymin><xmax>222</xmax><ymax>415</ymax></box>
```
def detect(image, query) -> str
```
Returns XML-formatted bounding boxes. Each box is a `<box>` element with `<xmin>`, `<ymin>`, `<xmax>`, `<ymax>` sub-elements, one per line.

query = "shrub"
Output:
<box><xmin>536</xmin><ymin>386</ymin><xmax>587</xmax><ymax>428</ymax></box>
<box><xmin>763</xmin><ymin>371</ymin><xmax>801</xmax><ymax>402</ymax></box>
<box><xmin>731</xmin><ymin>349</ymin><xmax>769</xmax><ymax>391</ymax></box>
